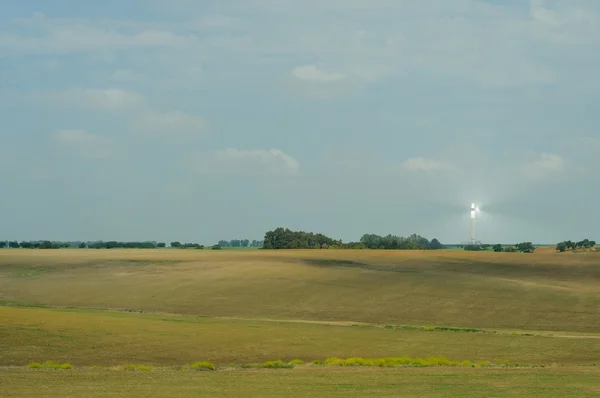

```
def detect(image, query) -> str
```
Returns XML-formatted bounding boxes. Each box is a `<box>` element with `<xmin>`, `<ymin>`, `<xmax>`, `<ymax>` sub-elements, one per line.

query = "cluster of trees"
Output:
<box><xmin>217</xmin><ymin>239</ymin><xmax>263</xmax><ymax>248</ymax></box>
<box><xmin>464</xmin><ymin>242</ymin><xmax>535</xmax><ymax>253</ymax></box>
<box><xmin>169</xmin><ymin>242</ymin><xmax>204</xmax><ymax>249</ymax></box>
<box><xmin>263</xmin><ymin>228</ymin><xmax>340</xmax><ymax>249</ymax></box>
<box><xmin>556</xmin><ymin>239</ymin><xmax>596</xmax><ymax>252</ymax></box>
<box><xmin>262</xmin><ymin>228</ymin><xmax>444</xmax><ymax>250</ymax></box>
<box><xmin>0</xmin><ymin>239</ymin><xmax>261</xmax><ymax>250</ymax></box>
<box><xmin>0</xmin><ymin>240</ymin><xmax>72</xmax><ymax>249</ymax></box>
<box><xmin>359</xmin><ymin>234</ymin><xmax>443</xmax><ymax>250</ymax></box>
<box><xmin>86</xmin><ymin>241</ymin><xmax>161</xmax><ymax>249</ymax></box>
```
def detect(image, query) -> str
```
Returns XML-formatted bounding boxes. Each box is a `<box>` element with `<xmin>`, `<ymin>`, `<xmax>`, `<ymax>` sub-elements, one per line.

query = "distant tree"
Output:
<box><xmin>481</xmin><ymin>244</ymin><xmax>491</xmax><ymax>250</ymax></box>
<box><xmin>8</xmin><ymin>241</ymin><xmax>20</xmax><ymax>248</ymax></box>
<box><xmin>218</xmin><ymin>240</ymin><xmax>231</xmax><ymax>247</ymax></box>
<box><xmin>241</xmin><ymin>239</ymin><xmax>250</xmax><ymax>247</ymax></box>
<box><xmin>429</xmin><ymin>238</ymin><xmax>444</xmax><ymax>250</ymax></box>
<box><xmin>157</xmin><ymin>242</ymin><xmax>166</xmax><ymax>248</ymax></box>
<box><xmin>211</xmin><ymin>245</ymin><xmax>221</xmax><ymax>250</ymax></box>
<box><xmin>556</xmin><ymin>242</ymin><xmax>567</xmax><ymax>252</ymax></box>
<box><xmin>492</xmin><ymin>244</ymin><xmax>503</xmax><ymax>252</ymax></box>
<box><xmin>195</xmin><ymin>245</ymin><xmax>205</xmax><ymax>250</ymax></box>
<box><xmin>170</xmin><ymin>242</ymin><xmax>182</xmax><ymax>248</ymax></box>
<box><xmin>504</xmin><ymin>246</ymin><xmax>516</xmax><ymax>252</ymax></box>
<box><xmin>0</xmin><ymin>241</ymin><xmax>6</xmax><ymax>249</ymax></box>
<box><xmin>40</xmin><ymin>240</ymin><xmax>53</xmax><ymax>249</ymax></box>
<box><xmin>515</xmin><ymin>242</ymin><xmax>535</xmax><ymax>253</ymax></box>
<box><xmin>464</xmin><ymin>244</ymin><xmax>481</xmax><ymax>251</ymax></box>
<box><xmin>79</xmin><ymin>242</ymin><xmax>87</xmax><ymax>249</ymax></box>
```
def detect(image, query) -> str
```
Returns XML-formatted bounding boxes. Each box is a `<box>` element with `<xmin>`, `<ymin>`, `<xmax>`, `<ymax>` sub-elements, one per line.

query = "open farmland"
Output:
<box><xmin>1</xmin><ymin>248</ymin><xmax>600</xmax><ymax>396</ymax></box>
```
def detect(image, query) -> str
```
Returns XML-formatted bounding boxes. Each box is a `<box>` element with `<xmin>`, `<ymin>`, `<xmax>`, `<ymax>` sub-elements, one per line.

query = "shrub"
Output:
<box><xmin>475</xmin><ymin>361</ymin><xmax>491</xmax><ymax>368</ymax></box>
<box><xmin>324</xmin><ymin>357</ymin><xmax>344</xmax><ymax>366</ymax></box>
<box><xmin>28</xmin><ymin>361</ymin><xmax>72</xmax><ymax>370</ymax></box>
<box><xmin>312</xmin><ymin>360</ymin><xmax>324</xmax><ymax>365</ymax></box>
<box><xmin>288</xmin><ymin>359</ymin><xmax>305</xmax><ymax>366</ymax></box>
<box><xmin>263</xmin><ymin>360</ymin><xmax>294</xmax><ymax>369</ymax></box>
<box><xmin>191</xmin><ymin>361</ymin><xmax>215</xmax><ymax>371</ymax></box>
<box><xmin>460</xmin><ymin>360</ymin><xmax>474</xmax><ymax>367</ymax></box>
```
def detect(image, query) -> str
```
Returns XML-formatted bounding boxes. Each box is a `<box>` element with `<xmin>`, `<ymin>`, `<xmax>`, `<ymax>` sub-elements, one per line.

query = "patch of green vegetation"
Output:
<box><xmin>384</xmin><ymin>324</ymin><xmax>484</xmax><ymax>333</ymax></box>
<box><xmin>189</xmin><ymin>361</ymin><xmax>215</xmax><ymax>371</ymax></box>
<box><xmin>321</xmin><ymin>356</ymin><xmax>525</xmax><ymax>368</ymax></box>
<box><xmin>27</xmin><ymin>361</ymin><xmax>72</xmax><ymax>370</ymax></box>
<box><xmin>262</xmin><ymin>360</ymin><xmax>295</xmax><ymax>369</ymax></box>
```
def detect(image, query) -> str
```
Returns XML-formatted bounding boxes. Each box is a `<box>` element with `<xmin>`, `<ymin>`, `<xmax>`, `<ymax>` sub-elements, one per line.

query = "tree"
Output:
<box><xmin>464</xmin><ymin>244</ymin><xmax>481</xmax><ymax>251</ymax></box>
<box><xmin>515</xmin><ymin>242</ymin><xmax>535</xmax><ymax>253</ymax></box>
<box><xmin>212</xmin><ymin>245</ymin><xmax>221</xmax><ymax>250</ymax></box>
<box><xmin>79</xmin><ymin>242</ymin><xmax>87</xmax><ymax>249</ymax></box>
<box><xmin>492</xmin><ymin>244</ymin><xmax>503</xmax><ymax>252</ymax></box>
<box><xmin>0</xmin><ymin>241</ymin><xmax>6</xmax><ymax>249</ymax></box>
<box><xmin>157</xmin><ymin>242</ymin><xmax>166</xmax><ymax>248</ymax></box>
<box><xmin>481</xmin><ymin>244</ymin><xmax>491</xmax><ymax>250</ymax></box>
<box><xmin>556</xmin><ymin>242</ymin><xmax>567</xmax><ymax>252</ymax></box>
<box><xmin>8</xmin><ymin>241</ymin><xmax>20</xmax><ymax>248</ymax></box>
<box><xmin>429</xmin><ymin>238</ymin><xmax>444</xmax><ymax>250</ymax></box>
<box><xmin>170</xmin><ymin>242</ymin><xmax>182</xmax><ymax>248</ymax></box>
<box><xmin>40</xmin><ymin>240</ymin><xmax>53</xmax><ymax>249</ymax></box>
<box><xmin>504</xmin><ymin>246</ymin><xmax>516</xmax><ymax>252</ymax></box>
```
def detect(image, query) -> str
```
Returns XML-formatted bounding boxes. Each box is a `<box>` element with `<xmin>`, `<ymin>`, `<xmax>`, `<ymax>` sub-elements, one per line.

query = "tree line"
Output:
<box><xmin>217</xmin><ymin>239</ymin><xmax>263</xmax><ymax>248</ymax></box>
<box><xmin>463</xmin><ymin>242</ymin><xmax>535</xmax><ymax>253</ymax></box>
<box><xmin>556</xmin><ymin>239</ymin><xmax>596</xmax><ymax>252</ymax></box>
<box><xmin>262</xmin><ymin>228</ymin><xmax>444</xmax><ymax>250</ymax></box>
<box><xmin>0</xmin><ymin>240</ymin><xmax>259</xmax><ymax>250</ymax></box>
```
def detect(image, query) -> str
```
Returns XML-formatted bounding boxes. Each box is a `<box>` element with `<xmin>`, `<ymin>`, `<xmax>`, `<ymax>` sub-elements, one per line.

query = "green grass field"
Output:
<box><xmin>1</xmin><ymin>248</ymin><xmax>599</xmax><ymax>396</ymax></box>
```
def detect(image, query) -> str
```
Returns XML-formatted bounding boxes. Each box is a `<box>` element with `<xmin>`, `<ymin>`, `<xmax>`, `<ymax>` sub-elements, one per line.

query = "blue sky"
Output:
<box><xmin>1</xmin><ymin>0</ymin><xmax>599</xmax><ymax>244</ymax></box>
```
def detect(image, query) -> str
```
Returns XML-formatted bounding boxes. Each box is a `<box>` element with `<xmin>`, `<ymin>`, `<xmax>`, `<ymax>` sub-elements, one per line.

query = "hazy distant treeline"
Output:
<box><xmin>0</xmin><ymin>240</ymin><xmax>260</xmax><ymax>250</ymax></box>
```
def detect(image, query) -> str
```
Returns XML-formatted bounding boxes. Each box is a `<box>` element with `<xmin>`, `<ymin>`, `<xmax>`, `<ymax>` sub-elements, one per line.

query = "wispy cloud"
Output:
<box><xmin>54</xmin><ymin>129</ymin><xmax>112</xmax><ymax>159</ymax></box>
<box><xmin>190</xmin><ymin>148</ymin><xmax>300</xmax><ymax>176</ymax></box>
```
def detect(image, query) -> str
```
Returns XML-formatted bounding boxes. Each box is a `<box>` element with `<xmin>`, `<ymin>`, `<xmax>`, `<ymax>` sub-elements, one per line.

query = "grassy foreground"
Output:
<box><xmin>1</xmin><ymin>306</ymin><xmax>600</xmax><ymax>367</ymax></box>
<box><xmin>1</xmin><ymin>248</ymin><xmax>600</xmax><ymax>396</ymax></box>
<box><xmin>2</xmin><ymin>367</ymin><xmax>600</xmax><ymax>397</ymax></box>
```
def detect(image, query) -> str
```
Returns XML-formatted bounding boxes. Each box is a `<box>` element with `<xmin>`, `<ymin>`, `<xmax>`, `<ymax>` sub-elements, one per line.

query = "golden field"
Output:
<box><xmin>1</xmin><ymin>248</ymin><xmax>599</xmax><ymax>396</ymax></box>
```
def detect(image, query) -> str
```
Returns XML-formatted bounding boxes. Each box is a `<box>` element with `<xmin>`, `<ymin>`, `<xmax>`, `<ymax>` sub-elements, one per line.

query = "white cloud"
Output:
<box><xmin>191</xmin><ymin>148</ymin><xmax>300</xmax><ymax>176</ymax></box>
<box><xmin>292</xmin><ymin>65</ymin><xmax>347</xmax><ymax>83</ymax></box>
<box><xmin>131</xmin><ymin>110</ymin><xmax>208</xmax><ymax>136</ymax></box>
<box><xmin>0</xmin><ymin>13</ymin><xmax>195</xmax><ymax>55</ymax></box>
<box><xmin>522</xmin><ymin>153</ymin><xmax>565</xmax><ymax>180</ymax></box>
<box><xmin>401</xmin><ymin>157</ymin><xmax>455</xmax><ymax>172</ymax></box>
<box><xmin>54</xmin><ymin>130</ymin><xmax>111</xmax><ymax>159</ymax></box>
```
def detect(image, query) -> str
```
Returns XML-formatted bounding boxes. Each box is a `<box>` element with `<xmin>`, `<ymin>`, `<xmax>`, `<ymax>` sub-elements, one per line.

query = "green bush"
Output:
<box><xmin>288</xmin><ymin>359</ymin><xmax>305</xmax><ymax>365</ymax></box>
<box><xmin>28</xmin><ymin>361</ymin><xmax>73</xmax><ymax>370</ymax></box>
<box><xmin>191</xmin><ymin>361</ymin><xmax>215</xmax><ymax>371</ymax></box>
<box><xmin>312</xmin><ymin>360</ymin><xmax>324</xmax><ymax>365</ymax></box>
<box><xmin>263</xmin><ymin>360</ymin><xmax>294</xmax><ymax>369</ymax></box>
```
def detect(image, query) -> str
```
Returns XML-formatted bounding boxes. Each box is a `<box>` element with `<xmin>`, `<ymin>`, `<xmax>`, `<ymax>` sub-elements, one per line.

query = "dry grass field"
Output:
<box><xmin>1</xmin><ymin>248</ymin><xmax>599</xmax><ymax>396</ymax></box>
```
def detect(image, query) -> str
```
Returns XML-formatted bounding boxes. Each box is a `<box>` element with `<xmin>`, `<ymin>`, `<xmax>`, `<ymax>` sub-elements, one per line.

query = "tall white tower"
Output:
<box><xmin>470</xmin><ymin>203</ymin><xmax>480</xmax><ymax>244</ymax></box>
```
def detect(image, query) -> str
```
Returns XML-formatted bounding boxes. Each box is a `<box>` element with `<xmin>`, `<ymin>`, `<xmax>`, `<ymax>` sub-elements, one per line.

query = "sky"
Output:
<box><xmin>1</xmin><ymin>0</ymin><xmax>599</xmax><ymax>245</ymax></box>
